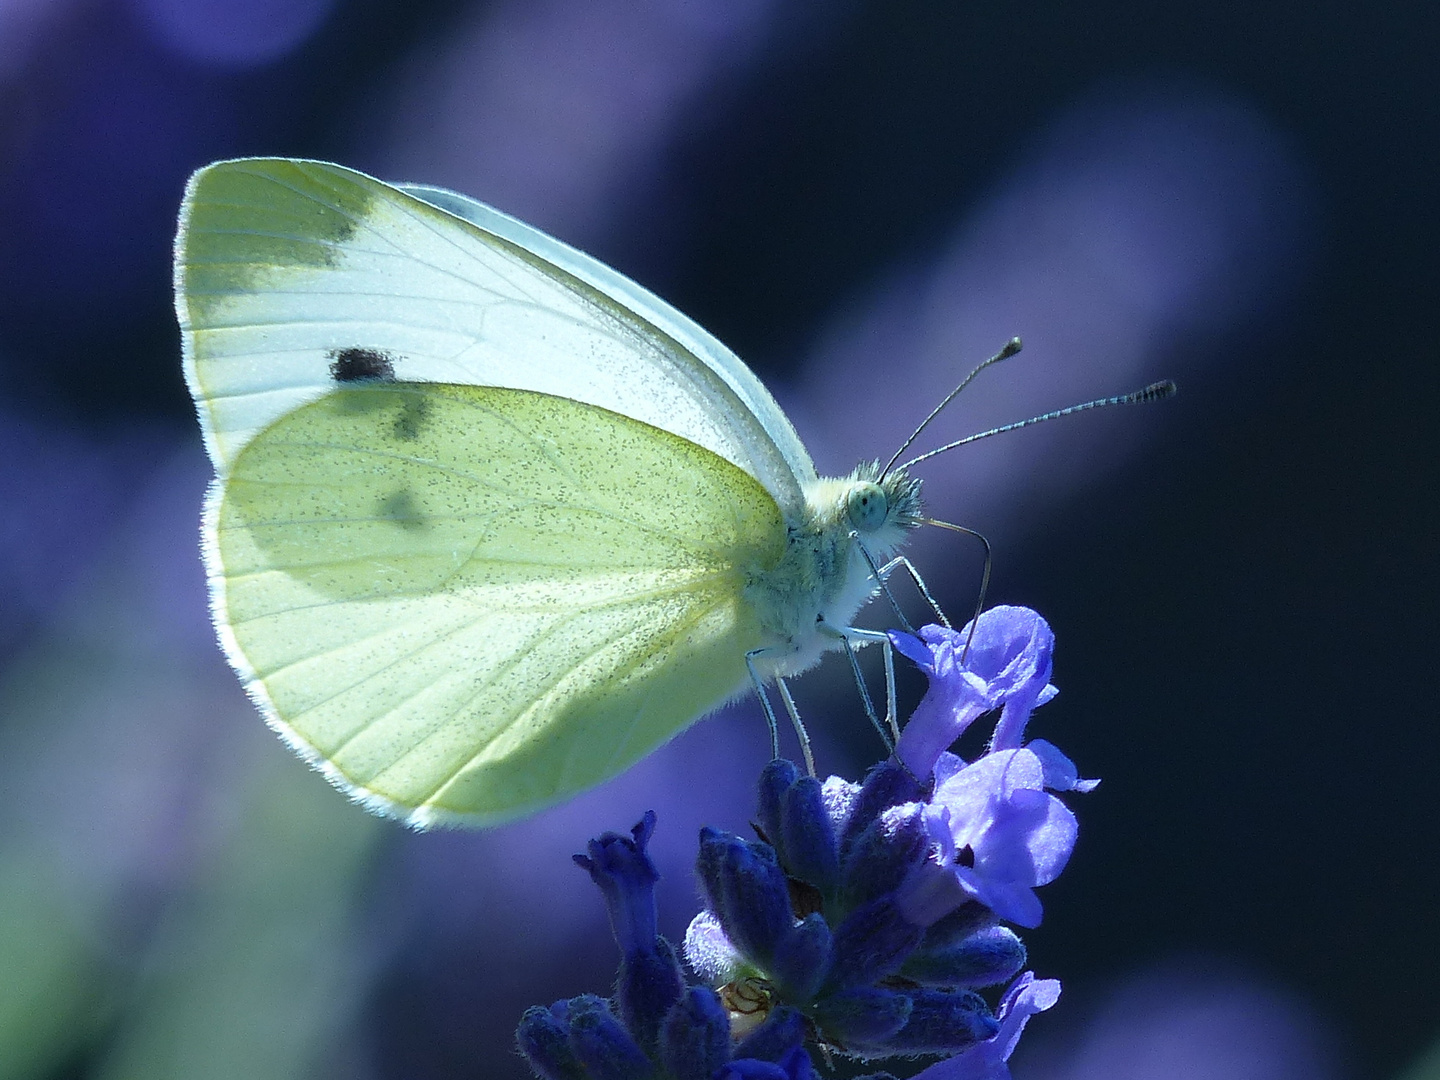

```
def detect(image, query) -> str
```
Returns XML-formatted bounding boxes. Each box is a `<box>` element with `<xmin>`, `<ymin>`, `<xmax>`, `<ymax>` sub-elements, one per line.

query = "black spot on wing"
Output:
<box><xmin>393</xmin><ymin>394</ymin><xmax>430</xmax><ymax>441</ymax></box>
<box><xmin>329</xmin><ymin>347</ymin><xmax>396</xmax><ymax>382</ymax></box>
<box><xmin>380</xmin><ymin>489</ymin><xmax>426</xmax><ymax>530</ymax></box>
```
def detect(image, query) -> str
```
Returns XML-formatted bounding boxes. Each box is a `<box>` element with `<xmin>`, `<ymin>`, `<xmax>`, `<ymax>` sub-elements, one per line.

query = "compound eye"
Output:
<box><xmin>846</xmin><ymin>481</ymin><xmax>889</xmax><ymax>532</ymax></box>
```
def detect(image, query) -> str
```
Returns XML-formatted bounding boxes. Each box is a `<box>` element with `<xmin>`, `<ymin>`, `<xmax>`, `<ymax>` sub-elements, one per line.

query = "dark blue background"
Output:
<box><xmin>1</xmin><ymin>3</ymin><xmax>1434</xmax><ymax>1079</ymax></box>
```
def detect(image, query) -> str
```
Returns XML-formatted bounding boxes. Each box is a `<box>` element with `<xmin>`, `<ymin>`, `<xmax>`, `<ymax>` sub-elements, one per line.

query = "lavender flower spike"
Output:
<box><xmin>891</xmin><ymin>606</ymin><xmax>1058</xmax><ymax>776</ymax></box>
<box><xmin>573</xmin><ymin>812</ymin><xmax>684</xmax><ymax>1058</ymax></box>
<box><xmin>523</xmin><ymin>606</ymin><xmax>1090</xmax><ymax>1080</ymax></box>
<box><xmin>521</xmin><ymin>814</ymin><xmax>837</xmax><ymax>1080</ymax></box>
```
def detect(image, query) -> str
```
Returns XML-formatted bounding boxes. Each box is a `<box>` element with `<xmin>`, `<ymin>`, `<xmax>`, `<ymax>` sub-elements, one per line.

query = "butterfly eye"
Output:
<box><xmin>846</xmin><ymin>481</ymin><xmax>889</xmax><ymax>532</ymax></box>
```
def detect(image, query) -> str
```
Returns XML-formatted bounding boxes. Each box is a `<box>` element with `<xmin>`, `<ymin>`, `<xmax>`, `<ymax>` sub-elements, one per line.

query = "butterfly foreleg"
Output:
<box><xmin>847</xmin><ymin>627</ymin><xmax>901</xmax><ymax>744</ymax></box>
<box><xmin>855</xmin><ymin>536</ymin><xmax>913</xmax><ymax>632</ymax></box>
<box><xmin>745</xmin><ymin>651</ymin><xmax>821</xmax><ymax>774</ymax></box>
<box><xmin>877</xmin><ymin>556</ymin><xmax>951</xmax><ymax>629</ymax></box>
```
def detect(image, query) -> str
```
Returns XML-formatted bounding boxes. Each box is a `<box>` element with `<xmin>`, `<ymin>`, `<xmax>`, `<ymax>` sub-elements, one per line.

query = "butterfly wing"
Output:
<box><xmin>397</xmin><ymin>180</ymin><xmax>817</xmax><ymax>500</ymax></box>
<box><xmin>177</xmin><ymin>158</ymin><xmax>814</xmax><ymax>517</ymax></box>
<box><xmin>213</xmin><ymin>380</ymin><xmax>785</xmax><ymax>826</ymax></box>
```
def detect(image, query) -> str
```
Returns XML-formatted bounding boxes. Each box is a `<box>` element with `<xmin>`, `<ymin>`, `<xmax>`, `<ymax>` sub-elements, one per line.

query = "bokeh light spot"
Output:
<box><xmin>130</xmin><ymin>0</ymin><xmax>337</xmax><ymax>68</ymax></box>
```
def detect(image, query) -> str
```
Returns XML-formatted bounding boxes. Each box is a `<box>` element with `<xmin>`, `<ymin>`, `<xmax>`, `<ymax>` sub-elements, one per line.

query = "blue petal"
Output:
<box><xmin>889</xmin><ymin>629</ymin><xmax>936</xmax><ymax>672</ymax></box>
<box><xmin>840</xmin><ymin>802</ymin><xmax>929</xmax><ymax>912</ymax></box>
<box><xmin>837</xmin><ymin>761</ymin><xmax>924</xmax><ymax>864</ymax></box>
<box><xmin>619</xmin><ymin>935</ymin><xmax>685</xmax><ymax>1057</ymax></box>
<box><xmin>777</xmin><ymin>1046</ymin><xmax>821</xmax><ymax>1080</ymax></box>
<box><xmin>565</xmin><ymin>995</ymin><xmax>658</xmax><ymax>1080</ymax></box>
<box><xmin>907</xmin><ymin>972</ymin><xmax>1060</xmax><ymax>1080</ymax></box>
<box><xmin>780</xmin><ymin>775</ymin><xmax>841</xmax><ymax>896</ymax></box>
<box><xmin>902</xmin><ymin>923</ymin><xmax>1026</xmax><ymax>989</ymax></box>
<box><xmin>732</xmin><ymin>1005</ymin><xmax>807</xmax><ymax>1064</ymax></box>
<box><xmin>757</xmin><ymin>759</ymin><xmax>800</xmax><ymax>851</ymax></box>
<box><xmin>914</xmin><ymin>902</ymin><xmax>994</xmax><ymax>949</ymax></box>
<box><xmin>716</xmin><ymin>1062</ymin><xmax>789</xmax><ymax>1080</ymax></box>
<box><xmin>1027</xmin><ymin>738</ymin><xmax>1100</xmax><ymax>793</ymax></box>
<box><xmin>516</xmin><ymin>1004</ymin><xmax>585</xmax><ymax>1080</ymax></box>
<box><xmin>810</xmin><ymin>986</ymin><xmax>913</xmax><ymax>1048</ymax></box>
<box><xmin>697</xmin><ymin>828</ymin><xmax>794</xmax><ymax>969</ymax></box>
<box><xmin>883</xmin><ymin>987</ymin><xmax>999</xmax><ymax>1054</ymax></box>
<box><xmin>659</xmin><ymin>986</ymin><xmax>731</xmax><ymax>1080</ymax></box>
<box><xmin>574</xmin><ymin>811</ymin><xmax>661</xmax><ymax>957</ymax></box>
<box><xmin>719</xmin><ymin>1046</ymin><xmax>820</xmax><ymax>1080</ymax></box>
<box><xmin>824</xmin><ymin>895</ymin><xmax>924</xmax><ymax>993</ymax></box>
<box><xmin>770</xmin><ymin>912</ymin><xmax>833</xmax><ymax>1003</ymax></box>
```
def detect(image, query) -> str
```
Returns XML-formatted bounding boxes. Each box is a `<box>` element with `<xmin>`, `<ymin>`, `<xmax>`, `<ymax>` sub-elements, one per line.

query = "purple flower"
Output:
<box><xmin>907</xmin><ymin>747</ymin><xmax>1079</xmax><ymax>929</ymax></box>
<box><xmin>521</xmin><ymin>607</ymin><xmax>1088</xmax><ymax>1080</ymax></box>
<box><xmin>892</xmin><ymin>607</ymin><xmax>1058</xmax><ymax>776</ymax></box>
<box><xmin>683</xmin><ymin>761</ymin><xmax>1013</xmax><ymax>1061</ymax></box>
<box><xmin>521</xmin><ymin>814</ymin><xmax>833</xmax><ymax>1080</ymax></box>
<box><xmin>885</xmin><ymin>607</ymin><xmax>1095</xmax><ymax>929</ymax></box>
<box><xmin>909</xmin><ymin>972</ymin><xmax>1062</xmax><ymax>1080</ymax></box>
<box><xmin>573</xmin><ymin>812</ymin><xmax>685</xmax><ymax>1056</ymax></box>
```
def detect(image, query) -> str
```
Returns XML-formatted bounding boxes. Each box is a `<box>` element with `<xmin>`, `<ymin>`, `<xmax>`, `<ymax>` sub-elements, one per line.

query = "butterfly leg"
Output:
<box><xmin>846</xmin><ymin>627</ymin><xmax>901</xmax><ymax>743</ymax></box>
<box><xmin>882</xmin><ymin>631</ymin><xmax>898</xmax><ymax>742</ymax></box>
<box><xmin>775</xmin><ymin>677</ymin><xmax>816</xmax><ymax>777</ymax></box>
<box><xmin>878</xmin><ymin>556</ymin><xmax>951</xmax><ymax>629</ymax></box>
<box><xmin>822</xmin><ymin>625</ymin><xmax>898</xmax><ymax>754</ymax></box>
<box><xmin>745</xmin><ymin>649</ymin><xmax>783</xmax><ymax>760</ymax></box>
<box><xmin>855</xmin><ymin>536</ymin><xmax>913</xmax><ymax>632</ymax></box>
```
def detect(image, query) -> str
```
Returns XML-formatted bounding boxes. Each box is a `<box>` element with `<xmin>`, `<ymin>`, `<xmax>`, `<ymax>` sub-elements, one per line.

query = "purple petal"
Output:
<box><xmin>894</xmin><ymin>663</ymin><xmax>995</xmax><ymax>778</ymax></box>
<box><xmin>926</xmin><ymin>750</ymin><xmax>1078</xmax><ymax>928</ymax></box>
<box><xmin>907</xmin><ymin>971</ymin><xmax>1061</xmax><ymax>1080</ymax></box>
<box><xmin>1028</xmin><ymin>739</ymin><xmax>1101</xmax><ymax>794</ymax></box>
<box><xmin>893</xmin><ymin>610</ymin><xmax>1058</xmax><ymax>776</ymax></box>
<box><xmin>950</xmin><ymin>871</ymin><xmax>1045</xmax><ymax>931</ymax></box>
<box><xmin>932</xmin><ymin>752</ymin><xmax>967</xmax><ymax>787</ymax></box>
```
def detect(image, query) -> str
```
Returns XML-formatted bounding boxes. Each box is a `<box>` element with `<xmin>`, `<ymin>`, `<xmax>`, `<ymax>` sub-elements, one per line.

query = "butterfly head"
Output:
<box><xmin>841</xmin><ymin>460</ymin><xmax>923</xmax><ymax>553</ymax></box>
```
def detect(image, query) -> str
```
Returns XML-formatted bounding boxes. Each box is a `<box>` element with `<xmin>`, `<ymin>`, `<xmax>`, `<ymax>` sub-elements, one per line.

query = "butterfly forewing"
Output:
<box><xmin>178</xmin><ymin>158</ymin><xmax>808</xmax><ymax>514</ymax></box>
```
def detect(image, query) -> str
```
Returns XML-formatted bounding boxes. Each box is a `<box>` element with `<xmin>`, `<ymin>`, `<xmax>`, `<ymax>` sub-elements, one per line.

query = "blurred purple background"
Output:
<box><xmin>2</xmin><ymin>2</ymin><xmax>1437</xmax><ymax>1079</ymax></box>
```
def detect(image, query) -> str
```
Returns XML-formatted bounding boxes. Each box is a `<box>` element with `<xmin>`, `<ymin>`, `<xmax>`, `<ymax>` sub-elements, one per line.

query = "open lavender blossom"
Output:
<box><xmin>518</xmin><ymin>607</ymin><xmax>1086</xmax><ymax>1079</ymax></box>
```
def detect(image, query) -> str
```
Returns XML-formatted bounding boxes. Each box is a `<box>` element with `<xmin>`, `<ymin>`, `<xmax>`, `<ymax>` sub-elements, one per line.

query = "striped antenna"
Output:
<box><xmin>900</xmin><ymin>379</ymin><xmax>1177</xmax><ymax>471</ymax></box>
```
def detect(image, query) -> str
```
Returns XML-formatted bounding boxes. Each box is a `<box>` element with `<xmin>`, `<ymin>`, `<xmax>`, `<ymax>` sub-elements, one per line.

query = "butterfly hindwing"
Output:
<box><xmin>212</xmin><ymin>382</ymin><xmax>786</xmax><ymax>826</ymax></box>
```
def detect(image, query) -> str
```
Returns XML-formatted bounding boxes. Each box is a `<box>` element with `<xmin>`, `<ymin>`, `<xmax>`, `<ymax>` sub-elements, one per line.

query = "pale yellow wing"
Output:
<box><xmin>209</xmin><ymin>381</ymin><xmax>786</xmax><ymax>827</ymax></box>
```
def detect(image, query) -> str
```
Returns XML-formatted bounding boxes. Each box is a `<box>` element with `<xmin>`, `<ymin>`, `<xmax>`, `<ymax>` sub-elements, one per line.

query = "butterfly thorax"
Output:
<box><xmin>745</xmin><ymin>463</ymin><xmax>922</xmax><ymax>679</ymax></box>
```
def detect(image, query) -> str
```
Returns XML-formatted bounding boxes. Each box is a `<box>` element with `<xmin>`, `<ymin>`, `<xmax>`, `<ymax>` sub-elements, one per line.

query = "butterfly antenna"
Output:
<box><xmin>923</xmin><ymin>518</ymin><xmax>992</xmax><ymax>664</ymax></box>
<box><xmin>900</xmin><ymin>379</ymin><xmax>1177</xmax><ymax>471</ymax></box>
<box><xmin>879</xmin><ymin>337</ymin><xmax>1024</xmax><ymax>480</ymax></box>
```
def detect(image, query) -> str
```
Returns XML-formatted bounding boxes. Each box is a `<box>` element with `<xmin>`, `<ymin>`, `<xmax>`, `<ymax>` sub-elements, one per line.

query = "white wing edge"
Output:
<box><xmin>200</xmin><ymin>480</ymin><xmax>533</xmax><ymax>830</ymax></box>
<box><xmin>174</xmin><ymin>168</ymin><xmax>223</xmax><ymax>479</ymax></box>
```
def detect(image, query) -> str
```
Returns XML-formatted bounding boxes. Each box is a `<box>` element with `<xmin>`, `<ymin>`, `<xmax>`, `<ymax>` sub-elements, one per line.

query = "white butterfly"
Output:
<box><xmin>177</xmin><ymin>158</ymin><xmax>929</xmax><ymax>828</ymax></box>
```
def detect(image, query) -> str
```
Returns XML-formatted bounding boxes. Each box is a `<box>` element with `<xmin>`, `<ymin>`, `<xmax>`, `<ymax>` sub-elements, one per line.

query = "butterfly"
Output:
<box><xmin>175</xmin><ymin>158</ymin><xmax>953</xmax><ymax>828</ymax></box>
